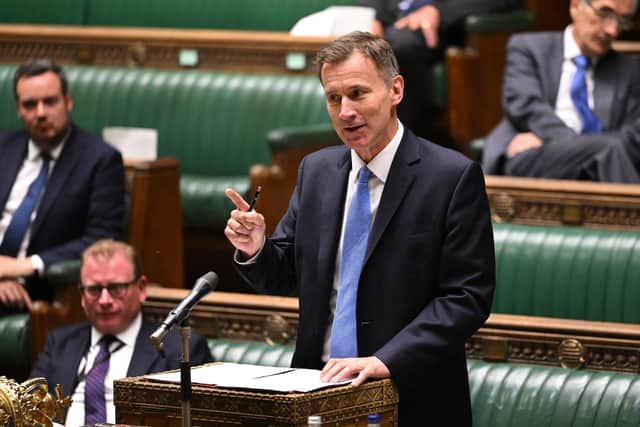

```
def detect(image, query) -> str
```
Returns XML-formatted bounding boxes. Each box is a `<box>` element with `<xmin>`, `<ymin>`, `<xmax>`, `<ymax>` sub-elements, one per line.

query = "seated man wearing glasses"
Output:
<box><xmin>29</xmin><ymin>239</ymin><xmax>213</xmax><ymax>426</ymax></box>
<box><xmin>482</xmin><ymin>0</ymin><xmax>640</xmax><ymax>182</ymax></box>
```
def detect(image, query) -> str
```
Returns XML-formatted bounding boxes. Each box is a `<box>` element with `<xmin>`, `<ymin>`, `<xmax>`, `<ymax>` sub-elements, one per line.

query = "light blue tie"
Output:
<box><xmin>0</xmin><ymin>153</ymin><xmax>51</xmax><ymax>256</ymax></box>
<box><xmin>570</xmin><ymin>55</ymin><xmax>602</xmax><ymax>134</ymax></box>
<box><xmin>330</xmin><ymin>166</ymin><xmax>372</xmax><ymax>358</ymax></box>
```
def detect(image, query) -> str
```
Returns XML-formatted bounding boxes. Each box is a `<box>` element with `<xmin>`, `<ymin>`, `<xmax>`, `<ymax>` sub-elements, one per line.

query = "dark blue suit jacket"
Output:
<box><xmin>238</xmin><ymin>129</ymin><xmax>495</xmax><ymax>425</ymax></box>
<box><xmin>29</xmin><ymin>318</ymin><xmax>213</xmax><ymax>420</ymax></box>
<box><xmin>0</xmin><ymin>125</ymin><xmax>125</xmax><ymax>301</ymax></box>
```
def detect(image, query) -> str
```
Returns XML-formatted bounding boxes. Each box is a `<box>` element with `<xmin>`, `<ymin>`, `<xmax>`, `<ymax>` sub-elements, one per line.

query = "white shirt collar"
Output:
<box><xmin>349</xmin><ymin>120</ymin><xmax>404</xmax><ymax>183</ymax></box>
<box><xmin>90</xmin><ymin>312</ymin><xmax>142</xmax><ymax>349</ymax></box>
<box><xmin>27</xmin><ymin>134</ymin><xmax>67</xmax><ymax>162</ymax></box>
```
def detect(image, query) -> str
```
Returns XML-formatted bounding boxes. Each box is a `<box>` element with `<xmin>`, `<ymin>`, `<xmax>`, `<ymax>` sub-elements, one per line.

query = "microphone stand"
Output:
<box><xmin>179</xmin><ymin>319</ymin><xmax>192</xmax><ymax>427</ymax></box>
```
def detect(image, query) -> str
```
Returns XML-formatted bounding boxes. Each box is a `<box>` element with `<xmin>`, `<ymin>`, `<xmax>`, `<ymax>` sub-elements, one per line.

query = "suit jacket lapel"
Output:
<box><xmin>593</xmin><ymin>52</ymin><xmax>617</xmax><ymax>130</ymax></box>
<box><xmin>549</xmin><ymin>34</ymin><xmax>565</xmax><ymax>104</ymax></box>
<box><xmin>365</xmin><ymin>132</ymin><xmax>418</xmax><ymax>264</ymax></box>
<box><xmin>63</xmin><ymin>325</ymin><xmax>91</xmax><ymax>397</ymax></box>
<box><xmin>316</xmin><ymin>151</ymin><xmax>351</xmax><ymax>288</ymax></box>
<box><xmin>128</xmin><ymin>319</ymin><xmax>161</xmax><ymax>376</ymax></box>
<box><xmin>31</xmin><ymin>127</ymin><xmax>81</xmax><ymax>237</ymax></box>
<box><xmin>0</xmin><ymin>134</ymin><xmax>28</xmax><ymax>210</ymax></box>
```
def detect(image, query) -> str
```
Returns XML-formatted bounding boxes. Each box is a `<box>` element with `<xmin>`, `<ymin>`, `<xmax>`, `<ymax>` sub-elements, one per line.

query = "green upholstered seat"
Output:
<box><xmin>208</xmin><ymin>339</ymin><xmax>294</xmax><ymax>368</ymax></box>
<box><xmin>206</xmin><ymin>340</ymin><xmax>640</xmax><ymax>427</ymax></box>
<box><xmin>0</xmin><ymin>313</ymin><xmax>30</xmax><ymax>380</ymax></box>
<box><xmin>0</xmin><ymin>65</ymin><xmax>330</xmax><ymax>230</ymax></box>
<box><xmin>1</xmin><ymin>0</ymin><xmax>85</xmax><ymax>25</ymax></box>
<box><xmin>493</xmin><ymin>223</ymin><xmax>640</xmax><ymax>323</ymax></box>
<box><xmin>85</xmin><ymin>0</ymin><xmax>357</xmax><ymax>30</ymax></box>
<box><xmin>468</xmin><ymin>359</ymin><xmax>640</xmax><ymax>427</ymax></box>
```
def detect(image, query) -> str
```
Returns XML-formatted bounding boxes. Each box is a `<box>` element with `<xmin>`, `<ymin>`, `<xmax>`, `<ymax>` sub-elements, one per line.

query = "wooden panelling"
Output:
<box><xmin>0</xmin><ymin>24</ymin><xmax>331</xmax><ymax>74</ymax></box>
<box><xmin>486</xmin><ymin>175</ymin><xmax>640</xmax><ymax>230</ymax></box>
<box><xmin>143</xmin><ymin>287</ymin><xmax>640</xmax><ymax>373</ymax></box>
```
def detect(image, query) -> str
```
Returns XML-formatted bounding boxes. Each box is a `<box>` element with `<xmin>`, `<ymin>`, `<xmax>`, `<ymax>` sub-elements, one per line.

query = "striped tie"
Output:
<box><xmin>84</xmin><ymin>335</ymin><xmax>116</xmax><ymax>425</ymax></box>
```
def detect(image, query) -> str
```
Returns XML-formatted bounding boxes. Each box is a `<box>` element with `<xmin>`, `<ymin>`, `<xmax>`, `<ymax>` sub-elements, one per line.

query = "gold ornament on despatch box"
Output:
<box><xmin>0</xmin><ymin>376</ymin><xmax>71</xmax><ymax>427</ymax></box>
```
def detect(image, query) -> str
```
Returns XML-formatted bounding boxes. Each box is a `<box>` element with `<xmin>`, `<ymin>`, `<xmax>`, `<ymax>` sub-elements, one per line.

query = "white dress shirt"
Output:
<box><xmin>0</xmin><ymin>138</ymin><xmax>65</xmax><ymax>273</ymax></box>
<box><xmin>321</xmin><ymin>120</ymin><xmax>404</xmax><ymax>361</ymax></box>
<box><xmin>65</xmin><ymin>313</ymin><xmax>142</xmax><ymax>427</ymax></box>
<box><xmin>555</xmin><ymin>25</ymin><xmax>597</xmax><ymax>133</ymax></box>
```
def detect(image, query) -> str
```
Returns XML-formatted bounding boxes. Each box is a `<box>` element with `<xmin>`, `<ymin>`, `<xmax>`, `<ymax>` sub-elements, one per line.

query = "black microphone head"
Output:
<box><xmin>195</xmin><ymin>271</ymin><xmax>219</xmax><ymax>293</ymax></box>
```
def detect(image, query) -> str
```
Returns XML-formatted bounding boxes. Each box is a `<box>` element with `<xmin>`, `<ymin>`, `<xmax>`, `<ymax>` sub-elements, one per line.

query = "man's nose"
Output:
<box><xmin>339</xmin><ymin>98</ymin><xmax>356</xmax><ymax>120</ymax></box>
<box><xmin>36</xmin><ymin>101</ymin><xmax>46</xmax><ymax>117</ymax></box>
<box><xmin>97</xmin><ymin>287</ymin><xmax>114</xmax><ymax>304</ymax></box>
<box><xmin>603</xmin><ymin>19</ymin><xmax>621</xmax><ymax>38</ymax></box>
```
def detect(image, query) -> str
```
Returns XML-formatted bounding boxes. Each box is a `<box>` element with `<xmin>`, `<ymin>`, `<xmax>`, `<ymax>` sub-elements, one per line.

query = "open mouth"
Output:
<box><xmin>344</xmin><ymin>123</ymin><xmax>365</xmax><ymax>132</ymax></box>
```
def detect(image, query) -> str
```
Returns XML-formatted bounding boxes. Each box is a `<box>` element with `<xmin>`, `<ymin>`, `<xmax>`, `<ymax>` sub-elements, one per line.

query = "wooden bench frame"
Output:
<box><xmin>486</xmin><ymin>175</ymin><xmax>640</xmax><ymax>231</ymax></box>
<box><xmin>0</xmin><ymin>24</ymin><xmax>330</xmax><ymax>75</ymax></box>
<box><xmin>143</xmin><ymin>286</ymin><xmax>640</xmax><ymax>374</ymax></box>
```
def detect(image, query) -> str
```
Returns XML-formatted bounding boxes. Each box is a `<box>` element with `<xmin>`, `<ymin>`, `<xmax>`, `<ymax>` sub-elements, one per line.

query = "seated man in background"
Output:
<box><xmin>30</xmin><ymin>239</ymin><xmax>213</xmax><ymax>426</ymax></box>
<box><xmin>359</xmin><ymin>0</ymin><xmax>522</xmax><ymax>138</ymax></box>
<box><xmin>483</xmin><ymin>0</ymin><xmax>640</xmax><ymax>182</ymax></box>
<box><xmin>0</xmin><ymin>59</ymin><xmax>125</xmax><ymax>310</ymax></box>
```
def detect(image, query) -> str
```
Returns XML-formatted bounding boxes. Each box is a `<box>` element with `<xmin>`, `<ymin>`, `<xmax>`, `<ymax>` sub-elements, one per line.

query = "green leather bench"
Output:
<box><xmin>492</xmin><ymin>223</ymin><xmax>640</xmax><ymax>323</ymax></box>
<box><xmin>208</xmin><ymin>340</ymin><xmax>640</xmax><ymax>427</ymax></box>
<box><xmin>1</xmin><ymin>0</ymin><xmax>355</xmax><ymax>30</ymax></box>
<box><xmin>0</xmin><ymin>65</ymin><xmax>330</xmax><ymax>231</ymax></box>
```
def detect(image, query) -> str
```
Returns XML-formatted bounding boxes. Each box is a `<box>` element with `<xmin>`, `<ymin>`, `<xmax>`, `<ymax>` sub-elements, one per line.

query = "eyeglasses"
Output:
<box><xmin>584</xmin><ymin>0</ymin><xmax>634</xmax><ymax>31</ymax></box>
<box><xmin>79</xmin><ymin>279</ymin><xmax>138</xmax><ymax>300</ymax></box>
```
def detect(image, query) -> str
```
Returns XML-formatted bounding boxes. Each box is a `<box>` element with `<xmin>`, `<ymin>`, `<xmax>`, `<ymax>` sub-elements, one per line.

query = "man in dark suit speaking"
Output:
<box><xmin>483</xmin><ymin>0</ymin><xmax>640</xmax><ymax>182</ymax></box>
<box><xmin>0</xmin><ymin>59</ymin><xmax>125</xmax><ymax>309</ymax></box>
<box><xmin>224</xmin><ymin>32</ymin><xmax>495</xmax><ymax>425</ymax></box>
<box><xmin>30</xmin><ymin>239</ymin><xmax>213</xmax><ymax>426</ymax></box>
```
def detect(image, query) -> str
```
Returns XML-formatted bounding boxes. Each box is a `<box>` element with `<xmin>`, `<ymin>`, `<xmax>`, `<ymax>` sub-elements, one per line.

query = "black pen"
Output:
<box><xmin>248</xmin><ymin>185</ymin><xmax>262</xmax><ymax>211</ymax></box>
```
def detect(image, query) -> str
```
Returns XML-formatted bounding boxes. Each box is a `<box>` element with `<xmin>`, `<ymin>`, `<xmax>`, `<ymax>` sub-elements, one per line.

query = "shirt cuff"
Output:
<box><xmin>233</xmin><ymin>237</ymin><xmax>266</xmax><ymax>265</ymax></box>
<box><xmin>30</xmin><ymin>255</ymin><xmax>45</xmax><ymax>276</ymax></box>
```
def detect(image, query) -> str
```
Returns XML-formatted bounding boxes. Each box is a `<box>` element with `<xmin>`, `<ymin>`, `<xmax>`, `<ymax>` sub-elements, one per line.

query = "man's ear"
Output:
<box><xmin>390</xmin><ymin>74</ymin><xmax>404</xmax><ymax>107</ymax></box>
<box><xmin>138</xmin><ymin>275</ymin><xmax>148</xmax><ymax>302</ymax></box>
<box><xmin>65</xmin><ymin>95</ymin><xmax>73</xmax><ymax>113</ymax></box>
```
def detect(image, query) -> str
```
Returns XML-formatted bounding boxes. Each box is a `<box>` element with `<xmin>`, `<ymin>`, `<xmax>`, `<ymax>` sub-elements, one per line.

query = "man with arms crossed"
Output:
<box><xmin>225</xmin><ymin>32</ymin><xmax>495</xmax><ymax>425</ymax></box>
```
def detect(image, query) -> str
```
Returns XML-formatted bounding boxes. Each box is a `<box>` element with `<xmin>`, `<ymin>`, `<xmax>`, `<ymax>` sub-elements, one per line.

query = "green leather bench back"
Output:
<box><xmin>1</xmin><ymin>0</ymin><xmax>356</xmax><ymax>30</ymax></box>
<box><xmin>0</xmin><ymin>65</ymin><xmax>330</xmax><ymax>229</ymax></box>
<box><xmin>208</xmin><ymin>339</ymin><xmax>294</xmax><ymax>368</ymax></box>
<box><xmin>85</xmin><ymin>0</ymin><xmax>357</xmax><ymax>30</ymax></box>
<box><xmin>468</xmin><ymin>359</ymin><xmax>640</xmax><ymax>427</ymax></box>
<box><xmin>493</xmin><ymin>223</ymin><xmax>640</xmax><ymax>323</ymax></box>
<box><xmin>207</xmin><ymin>340</ymin><xmax>640</xmax><ymax>427</ymax></box>
<box><xmin>1</xmin><ymin>0</ymin><xmax>86</xmax><ymax>25</ymax></box>
<box><xmin>0</xmin><ymin>313</ymin><xmax>30</xmax><ymax>380</ymax></box>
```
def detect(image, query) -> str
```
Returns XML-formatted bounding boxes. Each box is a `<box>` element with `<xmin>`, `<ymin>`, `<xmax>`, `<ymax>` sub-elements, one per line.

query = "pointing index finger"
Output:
<box><xmin>225</xmin><ymin>188</ymin><xmax>250</xmax><ymax>211</ymax></box>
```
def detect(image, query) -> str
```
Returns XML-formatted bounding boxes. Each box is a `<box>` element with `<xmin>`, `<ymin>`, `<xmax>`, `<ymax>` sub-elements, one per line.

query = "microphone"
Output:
<box><xmin>150</xmin><ymin>271</ymin><xmax>218</xmax><ymax>351</ymax></box>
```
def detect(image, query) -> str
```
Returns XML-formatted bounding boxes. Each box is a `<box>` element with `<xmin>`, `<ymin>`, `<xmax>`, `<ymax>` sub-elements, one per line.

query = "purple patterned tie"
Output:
<box><xmin>84</xmin><ymin>335</ymin><xmax>116</xmax><ymax>425</ymax></box>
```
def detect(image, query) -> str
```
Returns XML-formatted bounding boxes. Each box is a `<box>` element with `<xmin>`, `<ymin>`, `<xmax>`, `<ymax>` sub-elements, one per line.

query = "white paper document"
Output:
<box><xmin>102</xmin><ymin>126</ymin><xmax>158</xmax><ymax>161</ymax></box>
<box><xmin>290</xmin><ymin>6</ymin><xmax>375</xmax><ymax>37</ymax></box>
<box><xmin>145</xmin><ymin>363</ymin><xmax>353</xmax><ymax>393</ymax></box>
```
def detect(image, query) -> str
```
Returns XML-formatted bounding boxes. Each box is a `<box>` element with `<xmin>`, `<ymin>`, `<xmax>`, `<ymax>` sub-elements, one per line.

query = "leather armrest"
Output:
<box><xmin>42</xmin><ymin>259</ymin><xmax>81</xmax><ymax>287</ymax></box>
<box><xmin>267</xmin><ymin>123</ymin><xmax>341</xmax><ymax>153</ymax></box>
<box><xmin>465</xmin><ymin>9</ymin><xmax>533</xmax><ymax>33</ymax></box>
<box><xmin>470</xmin><ymin>138</ymin><xmax>485</xmax><ymax>162</ymax></box>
